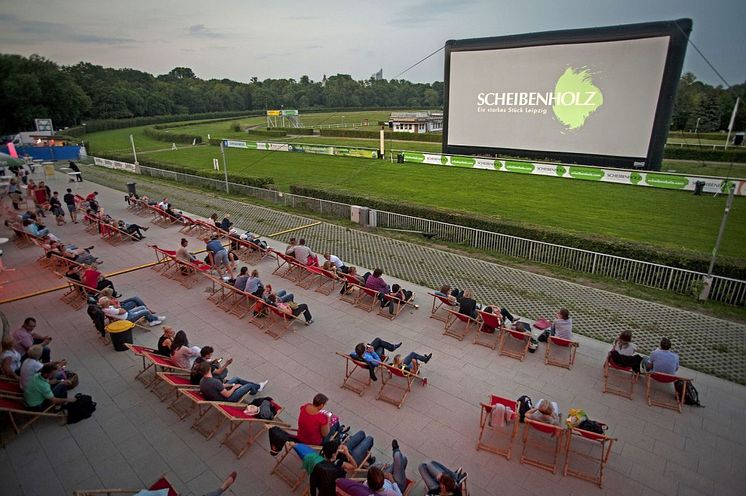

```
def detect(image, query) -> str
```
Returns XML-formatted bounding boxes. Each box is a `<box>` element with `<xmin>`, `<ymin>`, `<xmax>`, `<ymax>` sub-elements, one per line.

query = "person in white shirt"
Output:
<box><xmin>19</xmin><ymin>345</ymin><xmax>70</xmax><ymax>397</ymax></box>
<box><xmin>323</xmin><ymin>253</ymin><xmax>348</xmax><ymax>273</ymax></box>
<box><xmin>1</xmin><ymin>335</ymin><xmax>22</xmax><ymax>380</ymax></box>
<box><xmin>99</xmin><ymin>296</ymin><xmax>165</xmax><ymax>327</ymax></box>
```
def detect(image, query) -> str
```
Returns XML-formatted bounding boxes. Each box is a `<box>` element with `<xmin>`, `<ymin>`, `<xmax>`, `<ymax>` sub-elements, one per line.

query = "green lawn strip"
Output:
<box><xmin>124</xmin><ymin>145</ymin><xmax>746</xmax><ymax>259</ymax></box>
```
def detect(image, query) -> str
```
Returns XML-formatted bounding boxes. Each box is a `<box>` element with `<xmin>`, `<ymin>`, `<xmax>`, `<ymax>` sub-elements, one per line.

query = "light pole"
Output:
<box><xmin>694</xmin><ymin>117</ymin><xmax>701</xmax><ymax>135</ymax></box>
<box><xmin>220</xmin><ymin>141</ymin><xmax>229</xmax><ymax>193</ymax></box>
<box><xmin>129</xmin><ymin>134</ymin><xmax>139</xmax><ymax>165</ymax></box>
<box><xmin>699</xmin><ymin>182</ymin><xmax>736</xmax><ymax>301</ymax></box>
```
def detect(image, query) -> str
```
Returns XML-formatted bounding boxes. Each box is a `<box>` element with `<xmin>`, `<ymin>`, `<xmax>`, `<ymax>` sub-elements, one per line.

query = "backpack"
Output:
<box><xmin>675</xmin><ymin>380</ymin><xmax>702</xmax><ymax>407</ymax></box>
<box><xmin>516</xmin><ymin>395</ymin><xmax>532</xmax><ymax>423</ymax></box>
<box><xmin>577</xmin><ymin>419</ymin><xmax>607</xmax><ymax>434</ymax></box>
<box><xmin>67</xmin><ymin>393</ymin><xmax>97</xmax><ymax>424</ymax></box>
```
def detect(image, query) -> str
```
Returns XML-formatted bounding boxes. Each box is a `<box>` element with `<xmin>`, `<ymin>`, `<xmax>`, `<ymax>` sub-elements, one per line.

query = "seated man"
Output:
<box><xmin>13</xmin><ymin>317</ymin><xmax>51</xmax><ymax>363</ymax></box>
<box><xmin>418</xmin><ymin>461</ymin><xmax>464</xmax><ymax>496</ymax></box>
<box><xmin>643</xmin><ymin>337</ymin><xmax>679</xmax><ymax>374</ymax></box>
<box><xmin>24</xmin><ymin>363</ymin><xmax>74</xmax><ymax>411</ymax></box>
<box><xmin>309</xmin><ymin>440</ymin><xmax>347</xmax><ymax>496</ymax></box>
<box><xmin>365</xmin><ymin>465</ymin><xmax>403</xmax><ymax>496</ymax></box>
<box><xmin>297</xmin><ymin>393</ymin><xmax>347</xmax><ymax>446</ymax></box>
<box><xmin>190</xmin><ymin>346</ymin><xmax>232</xmax><ymax>384</ymax></box>
<box><xmin>20</xmin><ymin>346</ymin><xmax>72</xmax><ymax>399</ymax></box>
<box><xmin>198</xmin><ymin>361</ymin><xmax>267</xmax><ymax>402</ymax></box>
<box><xmin>457</xmin><ymin>290</ymin><xmax>479</xmax><ymax>319</ymax></box>
<box><xmin>176</xmin><ymin>238</ymin><xmax>197</xmax><ymax>263</ymax></box>
<box><xmin>291</xmin><ymin>238</ymin><xmax>317</xmax><ymax>266</ymax></box>
<box><xmin>99</xmin><ymin>296</ymin><xmax>165</xmax><ymax>327</ymax></box>
<box><xmin>380</xmin><ymin>284</ymin><xmax>417</xmax><ymax>314</ymax></box>
<box><xmin>116</xmin><ymin>219</ymin><xmax>148</xmax><ymax>240</ymax></box>
<box><xmin>323</xmin><ymin>253</ymin><xmax>348</xmax><ymax>273</ymax></box>
<box><xmin>351</xmin><ymin>339</ymin><xmax>401</xmax><ymax>381</ymax></box>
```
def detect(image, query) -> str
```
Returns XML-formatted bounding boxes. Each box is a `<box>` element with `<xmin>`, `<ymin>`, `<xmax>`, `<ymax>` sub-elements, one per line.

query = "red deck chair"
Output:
<box><xmin>477</xmin><ymin>395</ymin><xmax>518</xmax><ymax>459</ymax></box>
<box><xmin>228</xmin><ymin>291</ymin><xmax>261</xmax><ymax>320</ymax></box>
<box><xmin>151</xmin><ymin>372</ymin><xmax>198</xmax><ymax>402</ymax></box>
<box><xmin>272</xmin><ymin>251</ymin><xmax>304</xmax><ymax>281</ymax></box>
<box><xmin>59</xmin><ymin>278</ymin><xmax>90</xmax><ymax>310</ymax></box>
<box><xmin>603</xmin><ymin>355</ymin><xmax>637</xmax><ymax>399</ymax></box>
<box><xmin>498</xmin><ymin>328</ymin><xmax>531</xmax><ymax>361</ymax></box>
<box><xmin>646</xmin><ymin>372</ymin><xmax>691</xmax><ymax>413</ymax></box>
<box><xmin>146</xmin><ymin>475</ymin><xmax>179</xmax><ymax>496</ymax></box>
<box><xmin>377</xmin><ymin>293</ymin><xmax>416</xmax><ymax>320</ymax></box>
<box><xmin>474</xmin><ymin>310</ymin><xmax>502</xmax><ymax>349</ymax></box>
<box><xmin>73</xmin><ymin>475</ymin><xmax>180</xmax><ymax>496</ymax></box>
<box><xmin>83</xmin><ymin>213</ymin><xmax>100</xmax><ymax>234</ymax></box>
<box><xmin>0</xmin><ymin>378</ymin><xmax>23</xmax><ymax>398</ymax></box>
<box><xmin>170</xmin><ymin>258</ymin><xmax>211</xmax><ymax>289</ymax></box>
<box><xmin>0</xmin><ymin>396</ymin><xmax>66</xmax><ymax>434</ymax></box>
<box><xmin>564</xmin><ymin>426</ymin><xmax>617</xmax><ymax>488</ymax></box>
<box><xmin>444</xmin><ymin>310</ymin><xmax>477</xmax><ymax>341</ymax></box>
<box><xmin>355</xmin><ymin>286</ymin><xmax>380</xmax><ymax>312</ymax></box>
<box><xmin>339</xmin><ymin>274</ymin><xmax>364</xmax><ymax>304</ymax></box>
<box><xmin>178</xmin><ymin>214</ymin><xmax>199</xmax><ymax>235</ymax></box>
<box><xmin>336</xmin><ymin>352</ymin><xmax>374</xmax><ymax>396</ymax></box>
<box><xmin>296</xmin><ymin>265</ymin><xmax>324</xmax><ymax>290</ymax></box>
<box><xmin>271</xmin><ymin>436</ymin><xmax>324</xmax><ymax>491</ymax></box>
<box><xmin>167</xmin><ymin>388</ymin><xmax>213</xmax><ymax>422</ymax></box>
<box><xmin>217</xmin><ymin>401</ymin><xmax>290</xmax><ymax>458</ymax></box>
<box><xmin>124</xmin><ymin>343</ymin><xmax>156</xmax><ymax>384</ymax></box>
<box><xmin>149</xmin><ymin>206</ymin><xmax>179</xmax><ymax>227</ymax></box>
<box><xmin>141</xmin><ymin>352</ymin><xmax>191</xmax><ymax>390</ymax></box>
<box><xmin>544</xmin><ymin>336</ymin><xmax>579</xmax><ymax>369</ymax></box>
<box><xmin>428</xmin><ymin>292</ymin><xmax>459</xmax><ymax>322</ymax></box>
<box><xmin>376</xmin><ymin>362</ymin><xmax>426</xmax><ymax>409</ymax></box>
<box><xmin>520</xmin><ymin>418</ymin><xmax>565</xmax><ymax>474</ymax></box>
<box><xmin>315</xmin><ymin>267</ymin><xmax>340</xmax><ymax>295</ymax></box>
<box><xmin>265</xmin><ymin>305</ymin><xmax>305</xmax><ymax>340</ymax></box>
<box><xmin>149</xmin><ymin>245</ymin><xmax>178</xmax><ymax>274</ymax></box>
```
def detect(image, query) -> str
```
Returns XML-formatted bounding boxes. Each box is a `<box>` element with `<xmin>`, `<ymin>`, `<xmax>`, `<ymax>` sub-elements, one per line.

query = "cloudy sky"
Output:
<box><xmin>0</xmin><ymin>0</ymin><xmax>744</xmax><ymax>85</ymax></box>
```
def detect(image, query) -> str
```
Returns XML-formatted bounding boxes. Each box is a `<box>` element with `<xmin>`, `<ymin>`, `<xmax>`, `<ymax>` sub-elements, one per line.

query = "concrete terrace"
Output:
<box><xmin>0</xmin><ymin>167</ymin><xmax>743</xmax><ymax>496</ymax></box>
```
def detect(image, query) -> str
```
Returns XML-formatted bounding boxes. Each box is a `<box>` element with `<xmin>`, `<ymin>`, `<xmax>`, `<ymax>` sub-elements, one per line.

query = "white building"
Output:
<box><xmin>390</xmin><ymin>111</ymin><xmax>443</xmax><ymax>134</ymax></box>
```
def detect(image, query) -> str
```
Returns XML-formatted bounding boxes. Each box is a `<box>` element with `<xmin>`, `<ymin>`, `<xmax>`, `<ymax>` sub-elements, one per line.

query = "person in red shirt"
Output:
<box><xmin>297</xmin><ymin>393</ymin><xmax>347</xmax><ymax>445</ymax></box>
<box><xmin>82</xmin><ymin>267</ymin><xmax>119</xmax><ymax>296</ymax></box>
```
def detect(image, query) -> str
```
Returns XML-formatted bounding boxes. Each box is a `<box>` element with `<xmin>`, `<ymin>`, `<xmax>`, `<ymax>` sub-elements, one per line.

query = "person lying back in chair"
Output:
<box><xmin>351</xmin><ymin>339</ymin><xmax>402</xmax><ymax>381</ymax></box>
<box><xmin>391</xmin><ymin>351</ymin><xmax>432</xmax><ymax>374</ymax></box>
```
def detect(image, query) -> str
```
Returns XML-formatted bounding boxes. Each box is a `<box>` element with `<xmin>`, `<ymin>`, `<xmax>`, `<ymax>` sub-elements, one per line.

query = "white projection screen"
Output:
<box><xmin>443</xmin><ymin>19</ymin><xmax>692</xmax><ymax>170</ymax></box>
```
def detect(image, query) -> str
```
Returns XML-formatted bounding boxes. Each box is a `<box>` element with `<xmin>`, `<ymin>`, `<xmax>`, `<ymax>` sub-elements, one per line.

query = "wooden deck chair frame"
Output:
<box><xmin>520</xmin><ymin>418</ymin><xmax>565</xmax><ymax>474</ymax></box>
<box><xmin>272</xmin><ymin>251</ymin><xmax>303</xmax><ymax>281</ymax></box>
<box><xmin>171</xmin><ymin>258</ymin><xmax>210</xmax><ymax>289</ymax></box>
<box><xmin>498</xmin><ymin>328</ymin><xmax>531</xmax><ymax>361</ymax></box>
<box><xmin>314</xmin><ymin>267</ymin><xmax>339</xmax><ymax>295</ymax></box>
<box><xmin>178</xmin><ymin>214</ymin><xmax>199</xmax><ymax>235</ymax></box>
<box><xmin>244</xmin><ymin>242</ymin><xmax>272</xmax><ymax>265</ymax></box>
<box><xmin>141</xmin><ymin>352</ymin><xmax>191</xmax><ymax>390</ymax></box>
<box><xmin>545</xmin><ymin>336</ymin><xmax>579</xmax><ymax>369</ymax></box>
<box><xmin>336</xmin><ymin>353</ymin><xmax>373</xmax><ymax>396</ymax></box>
<box><xmin>8</xmin><ymin>225</ymin><xmax>32</xmax><ymax>247</ymax></box>
<box><xmin>59</xmin><ymin>278</ymin><xmax>89</xmax><ymax>310</ymax></box>
<box><xmin>149</xmin><ymin>245</ymin><xmax>178</xmax><ymax>274</ymax></box>
<box><xmin>444</xmin><ymin>310</ymin><xmax>477</xmax><ymax>341</ymax></box>
<box><xmin>216</xmin><ymin>285</ymin><xmax>245</xmax><ymax>312</ymax></box>
<box><xmin>151</xmin><ymin>372</ymin><xmax>197</xmax><ymax>402</ymax></box>
<box><xmin>149</xmin><ymin>206</ymin><xmax>180</xmax><ymax>227</ymax></box>
<box><xmin>376</xmin><ymin>362</ymin><xmax>425</xmax><ymax>409</ymax></box>
<box><xmin>603</xmin><ymin>357</ymin><xmax>637</xmax><ymax>400</ymax></box>
<box><xmin>0</xmin><ymin>378</ymin><xmax>23</xmax><ymax>398</ymax></box>
<box><xmin>0</xmin><ymin>396</ymin><xmax>66</xmax><ymax>434</ymax></box>
<box><xmin>205</xmin><ymin>274</ymin><xmax>236</xmax><ymax>305</ymax></box>
<box><xmin>646</xmin><ymin>372</ymin><xmax>690</xmax><ymax>413</ymax></box>
<box><xmin>83</xmin><ymin>214</ymin><xmax>100</xmax><ymax>235</ymax></box>
<box><xmin>271</xmin><ymin>438</ymin><xmax>320</xmax><ymax>491</ymax></box>
<box><xmin>264</xmin><ymin>305</ymin><xmax>304</xmax><ymax>340</ymax></box>
<box><xmin>474</xmin><ymin>310</ymin><xmax>502</xmax><ymax>350</ymax></box>
<box><xmin>124</xmin><ymin>343</ymin><xmax>156</xmax><ymax>384</ymax></box>
<box><xmin>167</xmin><ymin>388</ymin><xmax>211</xmax><ymax>422</ymax></box>
<box><xmin>428</xmin><ymin>292</ymin><xmax>459</xmax><ymax>322</ymax></box>
<box><xmin>73</xmin><ymin>474</ymin><xmax>180</xmax><ymax>496</ymax></box>
<box><xmin>339</xmin><ymin>274</ymin><xmax>363</xmax><ymax>304</ymax></box>
<box><xmin>563</xmin><ymin>426</ymin><xmax>617</xmax><ymax>488</ymax></box>
<box><xmin>377</xmin><ymin>293</ymin><xmax>412</xmax><ymax>321</ymax></box>
<box><xmin>296</xmin><ymin>265</ymin><xmax>322</xmax><ymax>290</ymax></box>
<box><xmin>355</xmin><ymin>286</ymin><xmax>380</xmax><ymax>312</ymax></box>
<box><xmin>229</xmin><ymin>291</ymin><xmax>260</xmax><ymax>320</ymax></box>
<box><xmin>217</xmin><ymin>401</ymin><xmax>290</xmax><ymax>459</ymax></box>
<box><xmin>477</xmin><ymin>395</ymin><xmax>518</xmax><ymax>459</ymax></box>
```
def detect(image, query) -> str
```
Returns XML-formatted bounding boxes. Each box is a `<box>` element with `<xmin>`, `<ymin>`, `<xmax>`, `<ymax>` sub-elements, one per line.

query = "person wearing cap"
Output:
<box><xmin>99</xmin><ymin>296</ymin><xmax>165</xmax><ymax>327</ymax></box>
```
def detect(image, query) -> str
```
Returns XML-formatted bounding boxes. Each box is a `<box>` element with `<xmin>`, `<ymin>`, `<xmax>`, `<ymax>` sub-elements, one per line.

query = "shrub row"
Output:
<box><xmin>663</xmin><ymin>145</ymin><xmax>746</xmax><ymax>163</ymax></box>
<box><xmin>93</xmin><ymin>152</ymin><xmax>274</xmax><ymax>188</ymax></box>
<box><xmin>143</xmin><ymin>127</ymin><xmax>203</xmax><ymax>144</ymax></box>
<box><xmin>669</xmin><ymin>131</ymin><xmax>732</xmax><ymax>141</ymax></box>
<box><xmin>153</xmin><ymin>116</ymin><xmax>247</xmax><ymax>130</ymax></box>
<box><xmin>271</xmin><ymin>127</ymin><xmax>315</xmax><ymax>135</ymax></box>
<box><xmin>319</xmin><ymin>129</ymin><xmax>442</xmax><ymax>142</ymax></box>
<box><xmin>289</xmin><ymin>185</ymin><xmax>746</xmax><ymax>280</ymax></box>
<box><xmin>246</xmin><ymin>129</ymin><xmax>287</xmax><ymax>137</ymax></box>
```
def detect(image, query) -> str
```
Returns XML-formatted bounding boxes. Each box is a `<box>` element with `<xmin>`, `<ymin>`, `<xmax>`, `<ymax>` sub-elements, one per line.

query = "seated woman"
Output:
<box><xmin>267</xmin><ymin>293</ymin><xmax>313</xmax><ymax>325</ymax></box>
<box><xmin>116</xmin><ymin>219</ymin><xmax>149</xmax><ymax>240</ymax></box>
<box><xmin>525</xmin><ymin>398</ymin><xmax>561</xmax><ymax>426</ymax></box>
<box><xmin>1</xmin><ymin>335</ymin><xmax>22</xmax><ymax>380</ymax></box>
<box><xmin>609</xmin><ymin>330</ymin><xmax>644</xmax><ymax>373</ymax></box>
<box><xmin>99</xmin><ymin>287</ymin><xmax>156</xmax><ymax>314</ymax></box>
<box><xmin>380</xmin><ymin>284</ymin><xmax>417</xmax><ymax>314</ymax></box>
<box><xmin>418</xmin><ymin>461</ymin><xmax>464</xmax><ymax>496</ymax></box>
<box><xmin>262</xmin><ymin>284</ymin><xmax>294</xmax><ymax>304</ymax></box>
<box><xmin>170</xmin><ymin>330</ymin><xmax>201</xmax><ymax>369</ymax></box>
<box><xmin>322</xmin><ymin>260</ymin><xmax>342</xmax><ymax>278</ymax></box>
<box><xmin>457</xmin><ymin>289</ymin><xmax>479</xmax><ymax>319</ymax></box>
<box><xmin>433</xmin><ymin>284</ymin><xmax>463</xmax><ymax>304</ymax></box>
<box><xmin>156</xmin><ymin>326</ymin><xmax>175</xmax><ymax>356</ymax></box>
<box><xmin>340</xmin><ymin>266</ymin><xmax>365</xmax><ymax>295</ymax></box>
<box><xmin>391</xmin><ymin>351</ymin><xmax>432</xmax><ymax>374</ymax></box>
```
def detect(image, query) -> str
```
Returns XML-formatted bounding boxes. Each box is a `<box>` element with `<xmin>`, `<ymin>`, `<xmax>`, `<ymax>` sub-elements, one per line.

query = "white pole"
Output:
<box><xmin>220</xmin><ymin>141</ymin><xmax>229</xmax><ymax>193</ymax></box>
<box><xmin>694</xmin><ymin>117</ymin><xmax>700</xmax><ymax>135</ymax></box>
<box><xmin>700</xmin><ymin>182</ymin><xmax>736</xmax><ymax>301</ymax></box>
<box><xmin>129</xmin><ymin>134</ymin><xmax>139</xmax><ymax>165</ymax></box>
<box><xmin>724</xmin><ymin>97</ymin><xmax>740</xmax><ymax>151</ymax></box>
<box><xmin>380</xmin><ymin>127</ymin><xmax>385</xmax><ymax>159</ymax></box>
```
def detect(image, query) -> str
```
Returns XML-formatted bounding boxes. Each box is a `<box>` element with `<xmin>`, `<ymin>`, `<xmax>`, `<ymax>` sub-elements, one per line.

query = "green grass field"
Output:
<box><xmin>85</xmin><ymin>113</ymin><xmax>746</xmax><ymax>260</ymax></box>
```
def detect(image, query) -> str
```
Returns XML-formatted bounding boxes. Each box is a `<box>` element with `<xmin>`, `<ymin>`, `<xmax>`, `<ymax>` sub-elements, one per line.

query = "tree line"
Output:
<box><xmin>0</xmin><ymin>53</ymin><xmax>742</xmax><ymax>135</ymax></box>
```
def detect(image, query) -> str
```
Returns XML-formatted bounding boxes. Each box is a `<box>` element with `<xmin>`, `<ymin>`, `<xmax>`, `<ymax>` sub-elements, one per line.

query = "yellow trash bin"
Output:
<box><xmin>105</xmin><ymin>320</ymin><xmax>135</xmax><ymax>351</ymax></box>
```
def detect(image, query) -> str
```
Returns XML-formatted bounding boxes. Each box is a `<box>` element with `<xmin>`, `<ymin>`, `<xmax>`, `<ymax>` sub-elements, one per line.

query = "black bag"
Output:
<box><xmin>67</xmin><ymin>393</ymin><xmax>97</xmax><ymax>424</ymax></box>
<box><xmin>577</xmin><ymin>419</ymin><xmax>607</xmax><ymax>434</ymax></box>
<box><xmin>675</xmin><ymin>380</ymin><xmax>703</xmax><ymax>407</ymax></box>
<box><xmin>516</xmin><ymin>395</ymin><xmax>532</xmax><ymax>423</ymax></box>
<box><xmin>250</xmin><ymin>396</ymin><xmax>278</xmax><ymax>419</ymax></box>
<box><xmin>537</xmin><ymin>330</ymin><xmax>550</xmax><ymax>342</ymax></box>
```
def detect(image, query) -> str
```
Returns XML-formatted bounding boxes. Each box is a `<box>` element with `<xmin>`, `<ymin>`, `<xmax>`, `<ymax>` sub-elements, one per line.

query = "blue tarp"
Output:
<box><xmin>0</xmin><ymin>145</ymin><xmax>81</xmax><ymax>161</ymax></box>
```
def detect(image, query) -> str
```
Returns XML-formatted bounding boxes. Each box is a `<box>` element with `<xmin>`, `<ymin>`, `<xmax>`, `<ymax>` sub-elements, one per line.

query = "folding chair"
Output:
<box><xmin>544</xmin><ymin>336</ymin><xmax>579</xmax><ymax>369</ymax></box>
<box><xmin>178</xmin><ymin>214</ymin><xmax>199</xmax><ymax>235</ymax></box>
<box><xmin>140</xmin><ymin>352</ymin><xmax>191</xmax><ymax>390</ymax></box>
<box><xmin>474</xmin><ymin>310</ymin><xmax>502</xmax><ymax>350</ymax></box>
<box><xmin>59</xmin><ymin>278</ymin><xmax>89</xmax><ymax>310</ymax></box>
<box><xmin>264</xmin><ymin>305</ymin><xmax>305</xmax><ymax>340</ymax></box>
<box><xmin>564</xmin><ymin>426</ymin><xmax>617</xmax><ymax>488</ymax></box>
<box><xmin>271</xmin><ymin>437</ymin><xmax>321</xmax><ymax>491</ymax></box>
<box><xmin>229</xmin><ymin>292</ymin><xmax>261</xmax><ymax>320</ymax></box>
<box><xmin>73</xmin><ymin>475</ymin><xmax>180</xmax><ymax>496</ymax></box>
<box><xmin>376</xmin><ymin>362</ymin><xmax>426</xmax><ymax>409</ymax></box>
<box><xmin>336</xmin><ymin>352</ymin><xmax>373</xmax><ymax>396</ymax></box>
<box><xmin>498</xmin><ymin>328</ymin><xmax>531</xmax><ymax>361</ymax></box>
<box><xmin>354</xmin><ymin>287</ymin><xmax>380</xmax><ymax>312</ymax></box>
<box><xmin>0</xmin><ymin>396</ymin><xmax>66</xmax><ymax>434</ymax></box>
<box><xmin>83</xmin><ymin>214</ymin><xmax>100</xmax><ymax>234</ymax></box>
<box><xmin>428</xmin><ymin>292</ymin><xmax>459</xmax><ymax>322</ymax></box>
<box><xmin>149</xmin><ymin>245</ymin><xmax>178</xmax><ymax>274</ymax></box>
<box><xmin>272</xmin><ymin>251</ymin><xmax>303</xmax><ymax>281</ymax></box>
<box><xmin>124</xmin><ymin>343</ymin><xmax>156</xmax><ymax>384</ymax></box>
<box><xmin>168</xmin><ymin>388</ymin><xmax>212</xmax><ymax>422</ymax></box>
<box><xmin>205</xmin><ymin>274</ymin><xmax>236</xmax><ymax>305</ymax></box>
<box><xmin>377</xmin><ymin>293</ymin><xmax>415</xmax><ymax>321</ymax></box>
<box><xmin>520</xmin><ymin>418</ymin><xmax>565</xmax><ymax>474</ymax></box>
<box><xmin>443</xmin><ymin>310</ymin><xmax>477</xmax><ymax>341</ymax></box>
<box><xmin>339</xmin><ymin>274</ymin><xmax>363</xmax><ymax>304</ymax></box>
<box><xmin>477</xmin><ymin>395</ymin><xmax>518</xmax><ymax>459</ymax></box>
<box><xmin>151</xmin><ymin>372</ymin><xmax>198</xmax><ymax>402</ymax></box>
<box><xmin>646</xmin><ymin>372</ymin><xmax>691</xmax><ymax>413</ymax></box>
<box><xmin>314</xmin><ymin>266</ymin><xmax>340</xmax><ymax>295</ymax></box>
<box><xmin>603</xmin><ymin>356</ymin><xmax>637</xmax><ymax>400</ymax></box>
<box><xmin>0</xmin><ymin>378</ymin><xmax>23</xmax><ymax>398</ymax></box>
<box><xmin>217</xmin><ymin>401</ymin><xmax>290</xmax><ymax>458</ymax></box>
<box><xmin>296</xmin><ymin>265</ymin><xmax>324</xmax><ymax>290</ymax></box>
<box><xmin>171</xmin><ymin>258</ymin><xmax>211</xmax><ymax>289</ymax></box>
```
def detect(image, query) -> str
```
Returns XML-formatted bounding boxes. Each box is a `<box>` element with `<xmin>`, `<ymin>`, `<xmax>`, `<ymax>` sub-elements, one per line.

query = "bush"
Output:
<box><xmin>320</xmin><ymin>129</ymin><xmax>442</xmax><ymax>142</ymax></box>
<box><xmin>246</xmin><ymin>129</ymin><xmax>287</xmax><ymax>137</ymax></box>
<box><xmin>143</xmin><ymin>127</ymin><xmax>203</xmax><ymax>144</ymax></box>
<box><xmin>289</xmin><ymin>185</ymin><xmax>746</xmax><ymax>280</ymax></box>
<box><xmin>271</xmin><ymin>127</ymin><xmax>315</xmax><ymax>135</ymax></box>
<box><xmin>663</xmin><ymin>145</ymin><xmax>746</xmax><ymax>163</ymax></box>
<box><xmin>231</xmin><ymin>122</ymin><xmax>242</xmax><ymax>132</ymax></box>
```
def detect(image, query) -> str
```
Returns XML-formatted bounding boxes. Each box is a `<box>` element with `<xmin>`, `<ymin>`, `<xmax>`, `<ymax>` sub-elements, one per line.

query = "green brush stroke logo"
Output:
<box><xmin>552</xmin><ymin>67</ymin><xmax>603</xmax><ymax>131</ymax></box>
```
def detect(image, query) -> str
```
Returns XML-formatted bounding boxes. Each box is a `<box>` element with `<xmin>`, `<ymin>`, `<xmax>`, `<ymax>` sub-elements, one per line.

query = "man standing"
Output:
<box><xmin>63</xmin><ymin>188</ymin><xmax>78</xmax><ymax>223</ymax></box>
<box><xmin>69</xmin><ymin>160</ymin><xmax>83</xmax><ymax>181</ymax></box>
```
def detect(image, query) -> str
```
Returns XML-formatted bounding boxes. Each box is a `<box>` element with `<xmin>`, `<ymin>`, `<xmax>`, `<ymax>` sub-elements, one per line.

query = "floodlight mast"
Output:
<box><xmin>699</xmin><ymin>182</ymin><xmax>736</xmax><ymax>301</ymax></box>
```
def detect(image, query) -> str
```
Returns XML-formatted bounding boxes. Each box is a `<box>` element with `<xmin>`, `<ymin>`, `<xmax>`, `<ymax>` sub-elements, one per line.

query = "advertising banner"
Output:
<box><xmin>93</xmin><ymin>156</ymin><xmax>139</xmax><ymax>173</ymax></box>
<box><xmin>334</xmin><ymin>147</ymin><xmax>378</xmax><ymax>159</ymax></box>
<box><xmin>266</xmin><ymin>110</ymin><xmax>281</xmax><ymax>116</ymax></box>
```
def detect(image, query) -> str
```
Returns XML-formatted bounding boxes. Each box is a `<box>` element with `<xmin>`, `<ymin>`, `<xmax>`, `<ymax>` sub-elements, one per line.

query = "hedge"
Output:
<box><xmin>153</xmin><ymin>117</ymin><xmax>247</xmax><ymax>130</ymax></box>
<box><xmin>289</xmin><ymin>185</ymin><xmax>746</xmax><ymax>280</ymax></box>
<box><xmin>320</xmin><ymin>129</ymin><xmax>442</xmax><ymax>142</ymax></box>
<box><xmin>271</xmin><ymin>127</ymin><xmax>315</xmax><ymax>135</ymax></box>
<box><xmin>246</xmin><ymin>129</ymin><xmax>287</xmax><ymax>137</ymax></box>
<box><xmin>143</xmin><ymin>127</ymin><xmax>203</xmax><ymax>144</ymax></box>
<box><xmin>93</xmin><ymin>152</ymin><xmax>274</xmax><ymax>188</ymax></box>
<box><xmin>663</xmin><ymin>146</ymin><xmax>746</xmax><ymax>162</ymax></box>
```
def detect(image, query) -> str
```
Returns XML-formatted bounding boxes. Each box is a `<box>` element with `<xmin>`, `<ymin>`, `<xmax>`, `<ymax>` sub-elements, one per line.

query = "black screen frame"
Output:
<box><xmin>442</xmin><ymin>19</ymin><xmax>692</xmax><ymax>170</ymax></box>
